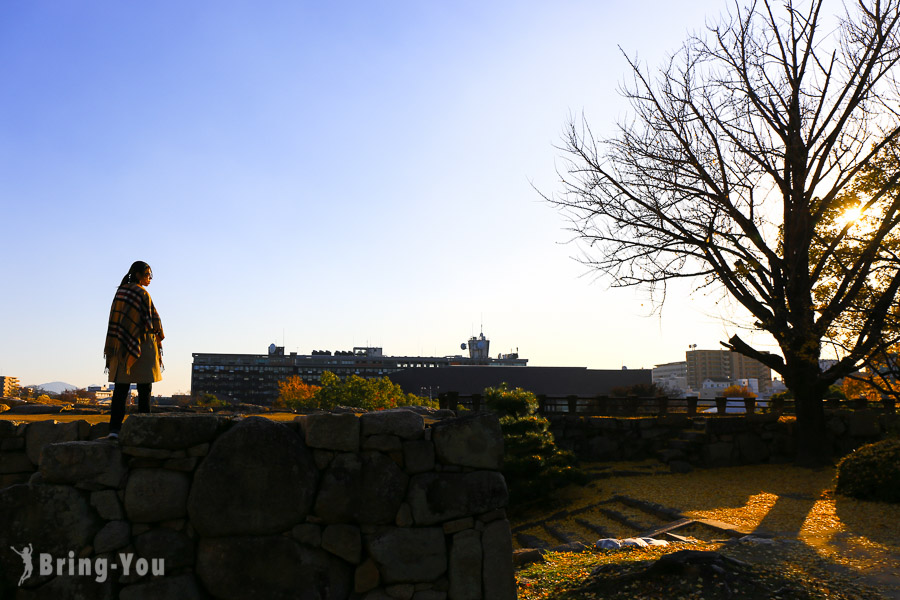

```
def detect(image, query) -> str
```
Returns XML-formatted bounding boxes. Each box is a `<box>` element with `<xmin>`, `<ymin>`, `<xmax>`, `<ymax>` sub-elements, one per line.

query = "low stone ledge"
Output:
<box><xmin>431</xmin><ymin>413</ymin><xmax>503</xmax><ymax>470</ymax></box>
<box><xmin>120</xmin><ymin>414</ymin><xmax>225</xmax><ymax>450</ymax></box>
<box><xmin>3</xmin><ymin>412</ymin><xmax>514</xmax><ymax>599</ymax></box>
<box><xmin>299</xmin><ymin>412</ymin><xmax>361</xmax><ymax>452</ymax></box>
<box><xmin>407</xmin><ymin>471</ymin><xmax>508</xmax><ymax>526</ymax></box>
<box><xmin>367</xmin><ymin>527</ymin><xmax>447</xmax><ymax>583</ymax></box>
<box><xmin>40</xmin><ymin>441</ymin><xmax>127</xmax><ymax>488</ymax></box>
<box><xmin>360</xmin><ymin>409</ymin><xmax>425</xmax><ymax>440</ymax></box>
<box><xmin>25</xmin><ymin>419</ymin><xmax>89</xmax><ymax>464</ymax></box>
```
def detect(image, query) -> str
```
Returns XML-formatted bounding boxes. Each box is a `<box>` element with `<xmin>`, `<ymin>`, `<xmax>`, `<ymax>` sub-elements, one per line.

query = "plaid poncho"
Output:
<box><xmin>104</xmin><ymin>284</ymin><xmax>164</xmax><ymax>375</ymax></box>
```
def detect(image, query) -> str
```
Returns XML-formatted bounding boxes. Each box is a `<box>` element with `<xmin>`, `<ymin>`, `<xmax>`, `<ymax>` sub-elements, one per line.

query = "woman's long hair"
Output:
<box><xmin>120</xmin><ymin>261</ymin><xmax>151</xmax><ymax>286</ymax></box>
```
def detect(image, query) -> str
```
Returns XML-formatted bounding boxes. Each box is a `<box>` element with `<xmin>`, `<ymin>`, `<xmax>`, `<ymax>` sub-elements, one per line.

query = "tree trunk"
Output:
<box><xmin>792</xmin><ymin>380</ymin><xmax>830</xmax><ymax>466</ymax></box>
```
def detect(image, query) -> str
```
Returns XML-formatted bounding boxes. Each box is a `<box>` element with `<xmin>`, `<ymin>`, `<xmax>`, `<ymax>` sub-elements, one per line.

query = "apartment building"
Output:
<box><xmin>686</xmin><ymin>349</ymin><xmax>773</xmax><ymax>396</ymax></box>
<box><xmin>0</xmin><ymin>376</ymin><xmax>20</xmax><ymax>397</ymax></box>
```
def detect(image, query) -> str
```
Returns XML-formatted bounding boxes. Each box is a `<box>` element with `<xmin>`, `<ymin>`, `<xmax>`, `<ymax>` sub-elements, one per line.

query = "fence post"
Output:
<box><xmin>743</xmin><ymin>397</ymin><xmax>756</xmax><ymax>415</ymax></box>
<box><xmin>715</xmin><ymin>396</ymin><xmax>727</xmax><ymax>415</ymax></box>
<box><xmin>441</xmin><ymin>391</ymin><xmax>459</xmax><ymax>411</ymax></box>
<box><xmin>687</xmin><ymin>396</ymin><xmax>698</xmax><ymax>417</ymax></box>
<box><xmin>658</xmin><ymin>397</ymin><xmax>669</xmax><ymax>415</ymax></box>
<box><xmin>772</xmin><ymin>396</ymin><xmax>785</xmax><ymax>415</ymax></box>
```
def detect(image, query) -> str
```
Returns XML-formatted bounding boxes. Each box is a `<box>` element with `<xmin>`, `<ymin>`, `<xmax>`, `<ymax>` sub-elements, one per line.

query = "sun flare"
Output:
<box><xmin>837</xmin><ymin>204</ymin><xmax>865</xmax><ymax>228</ymax></box>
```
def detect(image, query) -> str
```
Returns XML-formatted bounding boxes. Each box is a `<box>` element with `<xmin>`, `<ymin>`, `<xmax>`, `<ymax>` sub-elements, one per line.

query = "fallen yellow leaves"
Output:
<box><xmin>512</xmin><ymin>461</ymin><xmax>900</xmax><ymax>598</ymax></box>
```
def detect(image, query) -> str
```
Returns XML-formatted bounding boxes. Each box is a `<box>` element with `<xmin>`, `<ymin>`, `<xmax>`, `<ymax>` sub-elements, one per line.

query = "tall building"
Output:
<box><xmin>0</xmin><ymin>376</ymin><xmax>21</xmax><ymax>397</ymax></box>
<box><xmin>192</xmin><ymin>333</ymin><xmax>527</xmax><ymax>405</ymax></box>
<box><xmin>685</xmin><ymin>350</ymin><xmax>731</xmax><ymax>390</ymax></box>
<box><xmin>685</xmin><ymin>349</ymin><xmax>773</xmax><ymax>395</ymax></box>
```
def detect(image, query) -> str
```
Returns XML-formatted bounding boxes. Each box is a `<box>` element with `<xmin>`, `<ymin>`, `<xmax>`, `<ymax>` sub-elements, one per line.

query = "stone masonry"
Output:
<box><xmin>0</xmin><ymin>410</ymin><xmax>517</xmax><ymax>600</ymax></box>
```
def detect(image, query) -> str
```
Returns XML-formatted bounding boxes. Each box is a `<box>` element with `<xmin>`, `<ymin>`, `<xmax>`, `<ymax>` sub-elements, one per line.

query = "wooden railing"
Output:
<box><xmin>437</xmin><ymin>392</ymin><xmax>897</xmax><ymax>417</ymax></box>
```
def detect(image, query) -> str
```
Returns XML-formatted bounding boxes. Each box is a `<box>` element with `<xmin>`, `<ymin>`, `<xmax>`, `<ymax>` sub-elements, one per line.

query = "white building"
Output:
<box><xmin>652</xmin><ymin>361</ymin><xmax>688</xmax><ymax>396</ymax></box>
<box><xmin>699</xmin><ymin>377</ymin><xmax>732</xmax><ymax>399</ymax></box>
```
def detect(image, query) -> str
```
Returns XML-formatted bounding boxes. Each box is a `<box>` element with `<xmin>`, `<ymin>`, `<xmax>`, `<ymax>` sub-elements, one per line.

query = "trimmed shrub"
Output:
<box><xmin>485</xmin><ymin>384</ymin><xmax>586</xmax><ymax>505</ymax></box>
<box><xmin>835</xmin><ymin>439</ymin><xmax>900</xmax><ymax>503</ymax></box>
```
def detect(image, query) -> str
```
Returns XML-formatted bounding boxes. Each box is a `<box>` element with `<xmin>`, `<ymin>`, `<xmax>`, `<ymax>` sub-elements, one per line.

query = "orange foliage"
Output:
<box><xmin>276</xmin><ymin>376</ymin><xmax>321</xmax><ymax>410</ymax></box>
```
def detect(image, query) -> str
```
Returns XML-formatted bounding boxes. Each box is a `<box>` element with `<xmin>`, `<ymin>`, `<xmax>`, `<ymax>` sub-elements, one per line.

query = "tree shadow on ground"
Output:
<box><xmin>834</xmin><ymin>494</ymin><xmax>900</xmax><ymax>550</ymax></box>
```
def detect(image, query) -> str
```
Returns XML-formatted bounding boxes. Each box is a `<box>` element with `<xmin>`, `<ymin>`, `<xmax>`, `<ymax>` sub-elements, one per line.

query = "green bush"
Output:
<box><xmin>484</xmin><ymin>384</ymin><xmax>586</xmax><ymax>506</ymax></box>
<box><xmin>835</xmin><ymin>439</ymin><xmax>900</xmax><ymax>503</ymax></box>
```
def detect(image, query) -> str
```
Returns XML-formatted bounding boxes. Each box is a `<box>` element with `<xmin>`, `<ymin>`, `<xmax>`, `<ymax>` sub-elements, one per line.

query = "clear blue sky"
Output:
<box><xmin>1</xmin><ymin>0</ymin><xmax>777</xmax><ymax>395</ymax></box>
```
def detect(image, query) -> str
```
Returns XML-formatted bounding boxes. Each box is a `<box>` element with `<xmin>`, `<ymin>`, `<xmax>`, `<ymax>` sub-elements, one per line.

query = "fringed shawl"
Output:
<box><xmin>104</xmin><ymin>284</ymin><xmax>164</xmax><ymax>374</ymax></box>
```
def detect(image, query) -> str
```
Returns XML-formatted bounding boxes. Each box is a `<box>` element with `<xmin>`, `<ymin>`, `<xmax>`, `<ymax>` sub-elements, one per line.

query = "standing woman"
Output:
<box><xmin>102</xmin><ymin>261</ymin><xmax>164</xmax><ymax>439</ymax></box>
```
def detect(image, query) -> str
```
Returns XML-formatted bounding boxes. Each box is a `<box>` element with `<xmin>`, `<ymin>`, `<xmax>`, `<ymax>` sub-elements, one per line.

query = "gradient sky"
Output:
<box><xmin>0</xmin><ymin>0</ymin><xmax>781</xmax><ymax>395</ymax></box>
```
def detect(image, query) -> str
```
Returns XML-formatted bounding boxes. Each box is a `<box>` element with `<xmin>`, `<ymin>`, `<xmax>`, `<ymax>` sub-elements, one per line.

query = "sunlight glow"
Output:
<box><xmin>837</xmin><ymin>204</ymin><xmax>865</xmax><ymax>228</ymax></box>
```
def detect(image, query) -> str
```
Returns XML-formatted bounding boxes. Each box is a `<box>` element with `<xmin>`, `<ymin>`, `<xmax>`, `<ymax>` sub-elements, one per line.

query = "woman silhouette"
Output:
<box><xmin>102</xmin><ymin>261</ymin><xmax>164</xmax><ymax>439</ymax></box>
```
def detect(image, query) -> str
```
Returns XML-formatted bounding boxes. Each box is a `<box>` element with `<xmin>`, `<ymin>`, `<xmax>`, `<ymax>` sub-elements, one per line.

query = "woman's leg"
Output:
<box><xmin>137</xmin><ymin>383</ymin><xmax>152</xmax><ymax>413</ymax></box>
<box><xmin>109</xmin><ymin>383</ymin><xmax>130</xmax><ymax>433</ymax></box>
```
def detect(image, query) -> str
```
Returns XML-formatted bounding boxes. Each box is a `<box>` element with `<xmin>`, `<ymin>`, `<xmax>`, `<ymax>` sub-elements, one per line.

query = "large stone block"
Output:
<box><xmin>120</xmin><ymin>414</ymin><xmax>224</xmax><ymax>450</ymax></box>
<box><xmin>188</xmin><ymin>416</ymin><xmax>318</xmax><ymax>537</ymax></box>
<box><xmin>91</xmin><ymin>490</ymin><xmax>125</xmax><ymax>520</ymax></box>
<box><xmin>134</xmin><ymin>528</ymin><xmax>195</xmax><ymax>570</ymax></box>
<box><xmin>366</xmin><ymin>528</ymin><xmax>447</xmax><ymax>583</ymax></box>
<box><xmin>736</xmin><ymin>432</ymin><xmax>770</xmax><ymax>464</ymax></box>
<box><xmin>0</xmin><ymin>484</ymin><xmax>102</xmax><ymax>589</ymax></box>
<box><xmin>431</xmin><ymin>414</ymin><xmax>503</xmax><ymax>470</ymax></box>
<box><xmin>0</xmin><ymin>420</ymin><xmax>17</xmax><ymax>437</ymax></box>
<box><xmin>40</xmin><ymin>441</ymin><xmax>127</xmax><ymax>488</ymax></box>
<box><xmin>322</xmin><ymin>523</ymin><xmax>362</xmax><ymax>564</ymax></box>
<box><xmin>315</xmin><ymin>452</ymin><xmax>408</xmax><ymax>524</ymax></box>
<box><xmin>360</xmin><ymin>410</ymin><xmax>425</xmax><ymax>439</ymax></box>
<box><xmin>403</xmin><ymin>440</ymin><xmax>435</xmax><ymax>474</ymax></box>
<box><xmin>407</xmin><ymin>472</ymin><xmax>508</xmax><ymax>526</ymax></box>
<box><xmin>94</xmin><ymin>520</ymin><xmax>131</xmax><ymax>553</ymax></box>
<box><xmin>848</xmin><ymin>412</ymin><xmax>881</xmax><ymax>437</ymax></box>
<box><xmin>301</xmin><ymin>413</ymin><xmax>361</xmax><ymax>452</ymax></box>
<box><xmin>704</xmin><ymin>417</ymin><xmax>750</xmax><ymax>435</ymax></box>
<box><xmin>125</xmin><ymin>468</ymin><xmax>191</xmax><ymax>523</ymax></box>
<box><xmin>0</xmin><ymin>451</ymin><xmax>34</xmax><ymax>474</ymax></box>
<box><xmin>119</xmin><ymin>574</ymin><xmax>205</xmax><ymax>600</ymax></box>
<box><xmin>482</xmin><ymin>520</ymin><xmax>516</xmax><ymax>600</ymax></box>
<box><xmin>703</xmin><ymin>442</ymin><xmax>734</xmax><ymax>467</ymax></box>
<box><xmin>25</xmin><ymin>420</ymin><xmax>89</xmax><ymax>465</ymax></box>
<box><xmin>449</xmin><ymin>529</ymin><xmax>482</xmax><ymax>600</ymax></box>
<box><xmin>15</xmin><ymin>576</ymin><xmax>115</xmax><ymax>600</ymax></box>
<box><xmin>197</xmin><ymin>535</ymin><xmax>352</xmax><ymax>600</ymax></box>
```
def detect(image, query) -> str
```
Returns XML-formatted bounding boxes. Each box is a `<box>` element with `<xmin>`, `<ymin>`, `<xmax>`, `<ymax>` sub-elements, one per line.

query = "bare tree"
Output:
<box><xmin>549</xmin><ymin>0</ymin><xmax>900</xmax><ymax>464</ymax></box>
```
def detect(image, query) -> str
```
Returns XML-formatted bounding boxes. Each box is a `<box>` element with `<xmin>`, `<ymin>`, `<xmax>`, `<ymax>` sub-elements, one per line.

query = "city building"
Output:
<box><xmin>652</xmin><ymin>361</ymin><xmax>687</xmax><ymax>396</ymax></box>
<box><xmin>86</xmin><ymin>385</ymin><xmax>115</xmax><ymax>400</ymax></box>
<box><xmin>699</xmin><ymin>377</ymin><xmax>733</xmax><ymax>399</ymax></box>
<box><xmin>0</xmin><ymin>376</ymin><xmax>20</xmax><ymax>397</ymax></box>
<box><xmin>191</xmin><ymin>332</ymin><xmax>528</xmax><ymax>405</ymax></box>
<box><xmin>686</xmin><ymin>349</ymin><xmax>774</xmax><ymax>396</ymax></box>
<box><xmin>389</xmin><ymin>365</ymin><xmax>651</xmax><ymax>400</ymax></box>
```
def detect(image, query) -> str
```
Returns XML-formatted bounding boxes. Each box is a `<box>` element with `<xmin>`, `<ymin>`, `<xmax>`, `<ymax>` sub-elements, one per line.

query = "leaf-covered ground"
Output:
<box><xmin>513</xmin><ymin>461</ymin><xmax>900</xmax><ymax>599</ymax></box>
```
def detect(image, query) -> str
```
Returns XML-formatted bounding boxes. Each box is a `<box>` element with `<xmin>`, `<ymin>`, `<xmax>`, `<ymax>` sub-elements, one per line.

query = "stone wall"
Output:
<box><xmin>0</xmin><ymin>411</ymin><xmax>516</xmax><ymax>600</ymax></box>
<box><xmin>550</xmin><ymin>410</ymin><xmax>899</xmax><ymax>468</ymax></box>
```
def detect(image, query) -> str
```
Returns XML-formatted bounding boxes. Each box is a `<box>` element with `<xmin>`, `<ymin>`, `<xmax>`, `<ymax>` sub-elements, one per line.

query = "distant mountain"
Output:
<box><xmin>33</xmin><ymin>381</ymin><xmax>79</xmax><ymax>394</ymax></box>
